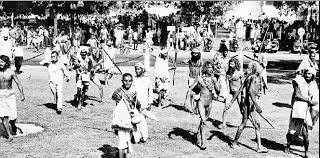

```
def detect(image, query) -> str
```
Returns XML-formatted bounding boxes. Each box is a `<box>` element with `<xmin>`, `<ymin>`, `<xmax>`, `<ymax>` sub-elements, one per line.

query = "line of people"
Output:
<box><xmin>0</xmin><ymin>28</ymin><xmax>318</xmax><ymax>158</ymax></box>
<box><xmin>184</xmin><ymin>42</ymin><xmax>318</xmax><ymax>158</ymax></box>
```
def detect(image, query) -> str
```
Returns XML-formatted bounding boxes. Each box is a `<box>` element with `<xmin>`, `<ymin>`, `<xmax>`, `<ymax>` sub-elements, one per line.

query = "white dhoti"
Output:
<box><xmin>144</xmin><ymin>51</ymin><xmax>150</xmax><ymax>72</ymax></box>
<box><xmin>49</xmin><ymin>81</ymin><xmax>63</xmax><ymax>109</ymax></box>
<box><xmin>111</xmin><ymin>99</ymin><xmax>133</xmax><ymax>151</ymax></box>
<box><xmin>217</xmin><ymin>75</ymin><xmax>228</xmax><ymax>99</ymax></box>
<box><xmin>132</xmin><ymin>113</ymin><xmax>148</xmax><ymax>142</ymax></box>
<box><xmin>292</xmin><ymin>101</ymin><xmax>308</xmax><ymax>119</ymax></box>
<box><xmin>0</xmin><ymin>89</ymin><xmax>17</xmax><ymax>120</ymax></box>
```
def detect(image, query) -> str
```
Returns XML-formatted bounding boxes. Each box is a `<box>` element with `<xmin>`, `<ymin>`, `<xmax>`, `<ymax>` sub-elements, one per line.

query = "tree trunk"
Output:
<box><xmin>70</xmin><ymin>12</ymin><xmax>74</xmax><ymax>46</ymax></box>
<box><xmin>54</xmin><ymin>8</ymin><xmax>58</xmax><ymax>37</ymax></box>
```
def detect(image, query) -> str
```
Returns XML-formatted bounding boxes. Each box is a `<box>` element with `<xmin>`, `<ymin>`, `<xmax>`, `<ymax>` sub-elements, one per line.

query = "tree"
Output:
<box><xmin>178</xmin><ymin>1</ymin><xmax>240</xmax><ymax>25</ymax></box>
<box><xmin>274</xmin><ymin>1</ymin><xmax>317</xmax><ymax>16</ymax></box>
<box><xmin>1</xmin><ymin>1</ymin><xmax>103</xmax><ymax>37</ymax></box>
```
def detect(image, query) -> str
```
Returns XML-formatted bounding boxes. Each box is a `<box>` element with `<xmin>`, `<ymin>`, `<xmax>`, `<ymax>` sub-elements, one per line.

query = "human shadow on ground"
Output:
<box><xmin>254</xmin><ymin>137</ymin><xmax>305</xmax><ymax>157</ymax></box>
<box><xmin>66</xmin><ymin>99</ymin><xmax>78</xmax><ymax>108</ymax></box>
<box><xmin>272</xmin><ymin>102</ymin><xmax>291</xmax><ymax>108</ymax></box>
<box><xmin>207</xmin><ymin>130</ymin><xmax>232</xmax><ymax>143</ymax></box>
<box><xmin>66</xmin><ymin>99</ymin><xmax>88</xmax><ymax>108</ymax></box>
<box><xmin>87</xmin><ymin>95</ymin><xmax>101</xmax><ymax>103</ymax></box>
<box><xmin>208</xmin><ymin>130</ymin><xmax>256</xmax><ymax>152</ymax></box>
<box><xmin>251</xmin><ymin>137</ymin><xmax>286</xmax><ymax>151</ymax></box>
<box><xmin>168</xmin><ymin>127</ymin><xmax>197</xmax><ymax>145</ymax></box>
<box><xmin>98</xmin><ymin>144</ymin><xmax>119</xmax><ymax>158</ymax></box>
<box><xmin>162</xmin><ymin>104</ymin><xmax>192</xmax><ymax>113</ymax></box>
<box><xmin>207</xmin><ymin>118</ymin><xmax>238</xmax><ymax>129</ymax></box>
<box><xmin>38</xmin><ymin>103</ymin><xmax>56</xmax><ymax>111</ymax></box>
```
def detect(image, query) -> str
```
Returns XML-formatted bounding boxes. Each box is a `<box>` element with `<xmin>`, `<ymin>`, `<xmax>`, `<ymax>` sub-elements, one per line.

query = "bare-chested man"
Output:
<box><xmin>227</xmin><ymin>61</ymin><xmax>268</xmax><ymax>153</ymax></box>
<box><xmin>219</xmin><ymin>58</ymin><xmax>244</xmax><ymax>129</ymax></box>
<box><xmin>187</xmin><ymin>48</ymin><xmax>203</xmax><ymax>113</ymax></box>
<box><xmin>188</xmin><ymin>61</ymin><xmax>217</xmax><ymax>150</ymax></box>
<box><xmin>0</xmin><ymin>55</ymin><xmax>25</xmax><ymax>142</ymax></box>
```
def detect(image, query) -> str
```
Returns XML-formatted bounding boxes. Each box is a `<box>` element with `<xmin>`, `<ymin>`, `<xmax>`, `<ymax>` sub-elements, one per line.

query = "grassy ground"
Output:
<box><xmin>0</xmin><ymin>44</ymin><xmax>318</xmax><ymax>157</ymax></box>
<box><xmin>0</xmin><ymin>61</ymin><xmax>318</xmax><ymax>158</ymax></box>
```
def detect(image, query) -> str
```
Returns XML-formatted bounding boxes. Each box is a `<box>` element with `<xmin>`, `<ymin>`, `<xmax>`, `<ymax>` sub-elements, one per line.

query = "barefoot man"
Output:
<box><xmin>0</xmin><ymin>55</ymin><xmax>25</xmax><ymax>141</ymax></box>
<box><xmin>154</xmin><ymin>47</ymin><xmax>171</xmax><ymax>106</ymax></box>
<box><xmin>227</xmin><ymin>62</ymin><xmax>268</xmax><ymax>153</ymax></box>
<box><xmin>220</xmin><ymin>58</ymin><xmax>244</xmax><ymax>129</ymax></box>
<box><xmin>188</xmin><ymin>61</ymin><xmax>217</xmax><ymax>150</ymax></box>
<box><xmin>132</xmin><ymin>62</ymin><xmax>156</xmax><ymax>143</ymax></box>
<box><xmin>111</xmin><ymin>73</ymin><xmax>140</xmax><ymax>158</ymax></box>
<box><xmin>187</xmin><ymin>47</ymin><xmax>203</xmax><ymax>113</ymax></box>
<box><xmin>285</xmin><ymin>67</ymin><xmax>319</xmax><ymax>158</ymax></box>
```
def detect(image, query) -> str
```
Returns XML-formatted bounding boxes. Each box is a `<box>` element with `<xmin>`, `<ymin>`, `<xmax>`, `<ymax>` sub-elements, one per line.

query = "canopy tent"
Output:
<box><xmin>224</xmin><ymin>1</ymin><xmax>262</xmax><ymax>20</ymax></box>
<box><xmin>144</xmin><ymin>5</ymin><xmax>180</xmax><ymax>17</ymax></box>
<box><xmin>224</xmin><ymin>1</ymin><xmax>298</xmax><ymax>23</ymax></box>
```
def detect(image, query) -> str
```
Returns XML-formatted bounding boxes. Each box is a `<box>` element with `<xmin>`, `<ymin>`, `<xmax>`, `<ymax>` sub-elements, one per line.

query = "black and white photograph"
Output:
<box><xmin>0</xmin><ymin>1</ymin><xmax>319</xmax><ymax>158</ymax></box>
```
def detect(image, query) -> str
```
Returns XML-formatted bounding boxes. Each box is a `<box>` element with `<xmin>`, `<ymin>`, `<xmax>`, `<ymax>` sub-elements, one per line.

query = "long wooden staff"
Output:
<box><xmin>227</xmin><ymin>73</ymin><xmax>275</xmax><ymax>129</ymax></box>
<box><xmin>172</xmin><ymin>49</ymin><xmax>178</xmax><ymax>85</ymax></box>
<box><xmin>94</xmin><ymin>38</ymin><xmax>122</xmax><ymax>74</ymax></box>
<box><xmin>258</xmin><ymin>23</ymin><xmax>270</xmax><ymax>54</ymax></box>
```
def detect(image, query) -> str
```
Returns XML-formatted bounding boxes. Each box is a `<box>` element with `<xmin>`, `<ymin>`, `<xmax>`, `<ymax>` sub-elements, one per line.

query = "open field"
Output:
<box><xmin>0</xmin><ymin>45</ymin><xmax>319</xmax><ymax>158</ymax></box>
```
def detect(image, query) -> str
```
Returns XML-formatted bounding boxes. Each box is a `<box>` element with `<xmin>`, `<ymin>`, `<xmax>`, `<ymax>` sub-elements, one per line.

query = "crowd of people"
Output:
<box><xmin>222</xmin><ymin>16</ymin><xmax>319</xmax><ymax>52</ymax></box>
<box><xmin>0</xmin><ymin>12</ymin><xmax>319</xmax><ymax>158</ymax></box>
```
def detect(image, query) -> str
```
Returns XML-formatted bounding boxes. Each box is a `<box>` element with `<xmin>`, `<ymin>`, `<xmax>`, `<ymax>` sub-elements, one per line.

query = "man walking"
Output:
<box><xmin>187</xmin><ymin>48</ymin><xmax>203</xmax><ymax>113</ymax></box>
<box><xmin>227</xmin><ymin>62</ymin><xmax>268</xmax><ymax>153</ymax></box>
<box><xmin>0</xmin><ymin>55</ymin><xmax>25</xmax><ymax>141</ymax></box>
<box><xmin>44</xmin><ymin>51</ymin><xmax>69</xmax><ymax>114</ymax></box>
<box><xmin>12</xmin><ymin>40</ymin><xmax>24</xmax><ymax>73</ymax></box>
<box><xmin>111</xmin><ymin>73</ymin><xmax>139</xmax><ymax>158</ymax></box>
<box><xmin>132</xmin><ymin>62</ymin><xmax>155</xmax><ymax>143</ymax></box>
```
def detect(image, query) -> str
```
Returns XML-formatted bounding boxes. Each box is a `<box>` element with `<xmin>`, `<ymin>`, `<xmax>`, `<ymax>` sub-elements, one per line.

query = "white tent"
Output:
<box><xmin>224</xmin><ymin>1</ymin><xmax>262</xmax><ymax>20</ymax></box>
<box><xmin>144</xmin><ymin>5</ymin><xmax>180</xmax><ymax>17</ymax></box>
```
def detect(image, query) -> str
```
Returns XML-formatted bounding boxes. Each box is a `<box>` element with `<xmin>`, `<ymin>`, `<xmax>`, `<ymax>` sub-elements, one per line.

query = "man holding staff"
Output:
<box><xmin>227</xmin><ymin>62</ymin><xmax>268</xmax><ymax>153</ymax></box>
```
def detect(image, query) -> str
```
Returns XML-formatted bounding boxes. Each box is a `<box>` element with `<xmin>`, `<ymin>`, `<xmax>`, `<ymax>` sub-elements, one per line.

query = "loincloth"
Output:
<box><xmin>0</xmin><ymin>89</ymin><xmax>17</xmax><ymax>120</ymax></box>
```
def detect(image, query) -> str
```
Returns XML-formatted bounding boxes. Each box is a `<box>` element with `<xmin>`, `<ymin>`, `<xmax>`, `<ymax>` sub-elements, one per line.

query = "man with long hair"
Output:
<box><xmin>219</xmin><ymin>57</ymin><xmax>244</xmax><ymax>129</ymax></box>
<box><xmin>227</xmin><ymin>62</ymin><xmax>268</xmax><ymax>153</ymax></box>
<box><xmin>188</xmin><ymin>61</ymin><xmax>217</xmax><ymax>150</ymax></box>
<box><xmin>212</xmin><ymin>41</ymin><xmax>231</xmax><ymax>101</ymax></box>
<box><xmin>0</xmin><ymin>55</ymin><xmax>25</xmax><ymax>141</ymax></box>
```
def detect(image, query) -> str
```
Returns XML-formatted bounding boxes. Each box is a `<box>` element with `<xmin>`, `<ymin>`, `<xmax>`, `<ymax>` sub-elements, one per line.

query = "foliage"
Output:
<box><xmin>1</xmin><ymin>1</ymin><xmax>103</xmax><ymax>16</ymax></box>
<box><xmin>274</xmin><ymin>1</ymin><xmax>317</xmax><ymax>16</ymax></box>
<box><xmin>179</xmin><ymin>1</ymin><xmax>241</xmax><ymax>17</ymax></box>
